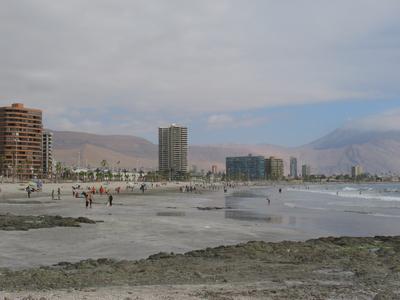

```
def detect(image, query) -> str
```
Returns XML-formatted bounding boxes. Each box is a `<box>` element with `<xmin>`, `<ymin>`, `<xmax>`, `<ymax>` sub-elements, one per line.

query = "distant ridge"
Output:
<box><xmin>309</xmin><ymin>128</ymin><xmax>400</xmax><ymax>150</ymax></box>
<box><xmin>52</xmin><ymin>128</ymin><xmax>400</xmax><ymax>175</ymax></box>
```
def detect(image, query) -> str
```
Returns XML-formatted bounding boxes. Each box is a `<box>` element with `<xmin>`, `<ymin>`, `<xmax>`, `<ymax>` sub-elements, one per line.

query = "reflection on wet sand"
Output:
<box><xmin>225</xmin><ymin>210</ymin><xmax>287</xmax><ymax>224</ymax></box>
<box><xmin>157</xmin><ymin>212</ymin><xmax>186</xmax><ymax>217</ymax></box>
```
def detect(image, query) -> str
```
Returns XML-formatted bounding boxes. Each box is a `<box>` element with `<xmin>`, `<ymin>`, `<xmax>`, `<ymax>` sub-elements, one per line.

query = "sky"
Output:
<box><xmin>0</xmin><ymin>0</ymin><xmax>399</xmax><ymax>146</ymax></box>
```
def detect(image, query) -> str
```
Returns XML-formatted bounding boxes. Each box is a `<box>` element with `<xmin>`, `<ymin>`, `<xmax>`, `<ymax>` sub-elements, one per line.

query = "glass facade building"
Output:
<box><xmin>226</xmin><ymin>154</ymin><xmax>265</xmax><ymax>181</ymax></box>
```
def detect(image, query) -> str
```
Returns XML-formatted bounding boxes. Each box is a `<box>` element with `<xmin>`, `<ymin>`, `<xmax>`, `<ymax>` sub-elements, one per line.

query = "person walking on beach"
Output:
<box><xmin>266</xmin><ymin>197</ymin><xmax>270</xmax><ymax>205</ymax></box>
<box><xmin>51</xmin><ymin>189</ymin><xmax>55</xmax><ymax>200</ymax></box>
<box><xmin>84</xmin><ymin>192</ymin><xmax>89</xmax><ymax>208</ymax></box>
<box><xmin>108</xmin><ymin>193</ymin><xmax>113</xmax><ymax>207</ymax></box>
<box><xmin>57</xmin><ymin>187</ymin><xmax>61</xmax><ymax>200</ymax></box>
<box><xmin>26</xmin><ymin>186</ymin><xmax>31</xmax><ymax>198</ymax></box>
<box><xmin>88</xmin><ymin>192</ymin><xmax>93</xmax><ymax>208</ymax></box>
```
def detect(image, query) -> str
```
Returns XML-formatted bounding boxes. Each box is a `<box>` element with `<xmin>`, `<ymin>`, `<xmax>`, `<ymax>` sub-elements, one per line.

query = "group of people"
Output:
<box><xmin>51</xmin><ymin>188</ymin><xmax>61</xmax><ymax>200</ymax></box>
<box><xmin>44</xmin><ymin>185</ymin><xmax>115</xmax><ymax>208</ymax></box>
<box><xmin>179</xmin><ymin>185</ymin><xmax>197</xmax><ymax>193</ymax></box>
<box><xmin>74</xmin><ymin>186</ymin><xmax>114</xmax><ymax>208</ymax></box>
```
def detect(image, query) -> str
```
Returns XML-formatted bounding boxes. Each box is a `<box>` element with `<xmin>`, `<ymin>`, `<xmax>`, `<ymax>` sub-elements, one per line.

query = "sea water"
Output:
<box><xmin>225</xmin><ymin>183</ymin><xmax>400</xmax><ymax>237</ymax></box>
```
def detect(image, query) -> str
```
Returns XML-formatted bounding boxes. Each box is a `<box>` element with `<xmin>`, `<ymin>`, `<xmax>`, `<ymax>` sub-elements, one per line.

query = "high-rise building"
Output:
<box><xmin>302</xmin><ymin>164</ymin><xmax>311</xmax><ymax>178</ymax></box>
<box><xmin>226</xmin><ymin>154</ymin><xmax>265</xmax><ymax>181</ymax></box>
<box><xmin>42</xmin><ymin>131</ymin><xmax>53</xmax><ymax>177</ymax></box>
<box><xmin>351</xmin><ymin>165</ymin><xmax>363</xmax><ymax>178</ymax></box>
<box><xmin>158</xmin><ymin>124</ymin><xmax>188</xmax><ymax>180</ymax></box>
<box><xmin>265</xmin><ymin>156</ymin><xmax>284</xmax><ymax>180</ymax></box>
<box><xmin>290</xmin><ymin>157</ymin><xmax>298</xmax><ymax>178</ymax></box>
<box><xmin>0</xmin><ymin>103</ymin><xmax>43</xmax><ymax>180</ymax></box>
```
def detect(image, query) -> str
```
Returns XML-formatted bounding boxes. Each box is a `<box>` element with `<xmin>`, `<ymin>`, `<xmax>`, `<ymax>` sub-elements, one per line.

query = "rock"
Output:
<box><xmin>374</xmin><ymin>291</ymin><xmax>399</xmax><ymax>300</ymax></box>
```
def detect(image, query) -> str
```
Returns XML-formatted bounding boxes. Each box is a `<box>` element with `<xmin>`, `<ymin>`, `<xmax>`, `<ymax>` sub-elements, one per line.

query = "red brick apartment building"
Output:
<box><xmin>0</xmin><ymin>103</ymin><xmax>43</xmax><ymax>180</ymax></box>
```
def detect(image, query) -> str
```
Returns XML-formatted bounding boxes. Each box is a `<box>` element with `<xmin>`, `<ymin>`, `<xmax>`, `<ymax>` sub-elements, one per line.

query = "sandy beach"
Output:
<box><xmin>0</xmin><ymin>182</ymin><xmax>305</xmax><ymax>270</ymax></box>
<box><xmin>1</xmin><ymin>182</ymin><xmax>400</xmax><ymax>299</ymax></box>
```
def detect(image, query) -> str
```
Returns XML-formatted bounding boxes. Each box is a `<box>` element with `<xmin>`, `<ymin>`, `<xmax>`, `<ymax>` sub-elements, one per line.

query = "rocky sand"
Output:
<box><xmin>1</xmin><ymin>236</ymin><xmax>400</xmax><ymax>299</ymax></box>
<box><xmin>0</xmin><ymin>214</ymin><xmax>96</xmax><ymax>231</ymax></box>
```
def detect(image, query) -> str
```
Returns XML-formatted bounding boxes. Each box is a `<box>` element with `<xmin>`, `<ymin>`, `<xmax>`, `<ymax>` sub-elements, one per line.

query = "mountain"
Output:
<box><xmin>52</xmin><ymin>131</ymin><xmax>157</xmax><ymax>169</ymax></box>
<box><xmin>309</xmin><ymin>128</ymin><xmax>400</xmax><ymax>150</ymax></box>
<box><xmin>52</xmin><ymin>129</ymin><xmax>400</xmax><ymax>175</ymax></box>
<box><xmin>299</xmin><ymin>129</ymin><xmax>400</xmax><ymax>175</ymax></box>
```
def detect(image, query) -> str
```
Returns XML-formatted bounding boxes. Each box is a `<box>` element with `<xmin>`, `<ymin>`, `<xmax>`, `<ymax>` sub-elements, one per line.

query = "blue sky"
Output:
<box><xmin>0</xmin><ymin>1</ymin><xmax>399</xmax><ymax>146</ymax></box>
<box><xmin>182</xmin><ymin>99</ymin><xmax>400</xmax><ymax>146</ymax></box>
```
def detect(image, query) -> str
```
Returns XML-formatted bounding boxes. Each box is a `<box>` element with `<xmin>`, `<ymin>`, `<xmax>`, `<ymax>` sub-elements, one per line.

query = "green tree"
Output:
<box><xmin>107</xmin><ymin>170</ymin><xmax>113</xmax><ymax>181</ymax></box>
<box><xmin>79</xmin><ymin>171</ymin><xmax>87</xmax><ymax>182</ymax></box>
<box><xmin>55</xmin><ymin>162</ymin><xmax>63</xmax><ymax>183</ymax></box>
<box><xmin>87</xmin><ymin>170</ymin><xmax>94</xmax><ymax>182</ymax></box>
<box><xmin>95</xmin><ymin>168</ymin><xmax>103</xmax><ymax>182</ymax></box>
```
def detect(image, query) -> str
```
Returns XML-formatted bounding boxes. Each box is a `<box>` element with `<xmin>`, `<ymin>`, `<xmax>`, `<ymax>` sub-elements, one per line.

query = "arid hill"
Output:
<box><xmin>52</xmin><ymin>129</ymin><xmax>400</xmax><ymax>175</ymax></box>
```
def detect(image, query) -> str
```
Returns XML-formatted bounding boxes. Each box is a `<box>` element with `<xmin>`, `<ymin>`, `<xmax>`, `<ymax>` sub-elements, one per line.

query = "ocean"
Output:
<box><xmin>225</xmin><ymin>183</ymin><xmax>400</xmax><ymax>237</ymax></box>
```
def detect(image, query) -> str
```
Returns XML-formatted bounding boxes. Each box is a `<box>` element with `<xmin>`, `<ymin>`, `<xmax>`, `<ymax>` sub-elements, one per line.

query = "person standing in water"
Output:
<box><xmin>57</xmin><ymin>187</ymin><xmax>61</xmax><ymax>200</ymax></box>
<box><xmin>51</xmin><ymin>189</ymin><xmax>55</xmax><ymax>200</ymax></box>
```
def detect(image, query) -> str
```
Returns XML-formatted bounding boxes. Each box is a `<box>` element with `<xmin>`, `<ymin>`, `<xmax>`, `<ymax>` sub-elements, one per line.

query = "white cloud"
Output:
<box><xmin>207</xmin><ymin>114</ymin><xmax>234</xmax><ymax>129</ymax></box>
<box><xmin>346</xmin><ymin>108</ymin><xmax>400</xmax><ymax>131</ymax></box>
<box><xmin>207</xmin><ymin>114</ymin><xmax>267</xmax><ymax>129</ymax></box>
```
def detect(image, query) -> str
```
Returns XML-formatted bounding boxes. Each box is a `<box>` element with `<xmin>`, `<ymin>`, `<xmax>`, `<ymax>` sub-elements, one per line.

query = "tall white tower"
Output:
<box><xmin>158</xmin><ymin>124</ymin><xmax>188</xmax><ymax>180</ymax></box>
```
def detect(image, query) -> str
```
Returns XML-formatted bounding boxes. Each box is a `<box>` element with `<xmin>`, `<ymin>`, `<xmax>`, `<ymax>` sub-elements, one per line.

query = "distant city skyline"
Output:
<box><xmin>0</xmin><ymin>1</ymin><xmax>399</xmax><ymax>146</ymax></box>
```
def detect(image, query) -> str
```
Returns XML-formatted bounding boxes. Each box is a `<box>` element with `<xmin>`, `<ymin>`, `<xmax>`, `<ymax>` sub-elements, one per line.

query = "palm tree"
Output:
<box><xmin>95</xmin><ymin>168</ymin><xmax>103</xmax><ymax>182</ymax></box>
<box><xmin>79</xmin><ymin>171</ymin><xmax>87</xmax><ymax>182</ymax></box>
<box><xmin>100</xmin><ymin>159</ymin><xmax>108</xmax><ymax>169</ymax></box>
<box><xmin>87</xmin><ymin>170</ymin><xmax>94</xmax><ymax>182</ymax></box>
<box><xmin>55</xmin><ymin>162</ymin><xmax>63</xmax><ymax>183</ymax></box>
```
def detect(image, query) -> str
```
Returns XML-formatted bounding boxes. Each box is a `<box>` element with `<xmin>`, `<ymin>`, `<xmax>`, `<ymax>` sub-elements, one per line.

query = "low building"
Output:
<box><xmin>226</xmin><ymin>154</ymin><xmax>265</xmax><ymax>181</ymax></box>
<box><xmin>265</xmin><ymin>156</ymin><xmax>284</xmax><ymax>180</ymax></box>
